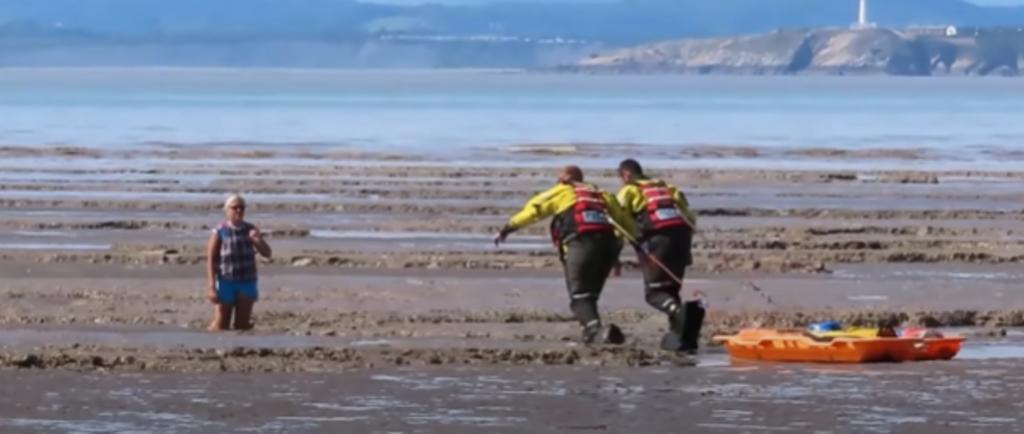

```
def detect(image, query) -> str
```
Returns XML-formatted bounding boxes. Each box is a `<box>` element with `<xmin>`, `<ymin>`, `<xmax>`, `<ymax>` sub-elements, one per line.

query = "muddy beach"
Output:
<box><xmin>5</xmin><ymin>359</ymin><xmax>1024</xmax><ymax>434</ymax></box>
<box><xmin>3</xmin><ymin>144</ymin><xmax>1024</xmax><ymax>432</ymax></box>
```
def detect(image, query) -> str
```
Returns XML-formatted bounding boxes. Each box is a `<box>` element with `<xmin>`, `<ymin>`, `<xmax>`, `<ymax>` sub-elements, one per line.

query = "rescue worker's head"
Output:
<box><xmin>558</xmin><ymin>165</ymin><xmax>584</xmax><ymax>184</ymax></box>
<box><xmin>224</xmin><ymin>194</ymin><xmax>247</xmax><ymax>224</ymax></box>
<box><xmin>618</xmin><ymin>159</ymin><xmax>644</xmax><ymax>184</ymax></box>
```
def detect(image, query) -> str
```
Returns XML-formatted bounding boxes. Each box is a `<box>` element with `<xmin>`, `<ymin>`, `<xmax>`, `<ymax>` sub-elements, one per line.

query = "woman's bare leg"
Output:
<box><xmin>233</xmin><ymin>296</ymin><xmax>255</xmax><ymax>330</ymax></box>
<box><xmin>208</xmin><ymin>304</ymin><xmax>233</xmax><ymax>331</ymax></box>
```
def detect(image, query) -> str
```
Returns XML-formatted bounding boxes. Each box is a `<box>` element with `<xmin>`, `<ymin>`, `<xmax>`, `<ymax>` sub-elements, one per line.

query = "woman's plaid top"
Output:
<box><xmin>214</xmin><ymin>221</ymin><xmax>258</xmax><ymax>281</ymax></box>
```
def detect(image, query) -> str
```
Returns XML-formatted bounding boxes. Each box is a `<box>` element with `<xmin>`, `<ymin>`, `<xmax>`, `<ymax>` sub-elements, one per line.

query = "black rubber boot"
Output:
<box><xmin>602</xmin><ymin>323</ymin><xmax>626</xmax><ymax>345</ymax></box>
<box><xmin>660</xmin><ymin>332</ymin><xmax>683</xmax><ymax>352</ymax></box>
<box><xmin>659</xmin><ymin>305</ymin><xmax>687</xmax><ymax>351</ymax></box>
<box><xmin>680</xmin><ymin>300</ymin><xmax>706</xmax><ymax>353</ymax></box>
<box><xmin>581</xmin><ymin>322</ymin><xmax>602</xmax><ymax>344</ymax></box>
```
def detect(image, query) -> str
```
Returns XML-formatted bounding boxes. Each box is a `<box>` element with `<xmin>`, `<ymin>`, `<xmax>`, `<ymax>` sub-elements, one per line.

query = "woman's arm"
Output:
<box><xmin>249</xmin><ymin>227</ymin><xmax>272</xmax><ymax>259</ymax></box>
<box><xmin>206</xmin><ymin>231</ymin><xmax>220</xmax><ymax>303</ymax></box>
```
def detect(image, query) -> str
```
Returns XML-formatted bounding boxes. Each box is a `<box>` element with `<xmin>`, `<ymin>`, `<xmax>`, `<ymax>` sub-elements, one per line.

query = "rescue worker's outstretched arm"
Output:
<box><xmin>604</xmin><ymin>192</ymin><xmax>638</xmax><ymax>242</ymax></box>
<box><xmin>494</xmin><ymin>185</ymin><xmax>568</xmax><ymax>246</ymax></box>
<box><xmin>615</xmin><ymin>184</ymin><xmax>643</xmax><ymax>220</ymax></box>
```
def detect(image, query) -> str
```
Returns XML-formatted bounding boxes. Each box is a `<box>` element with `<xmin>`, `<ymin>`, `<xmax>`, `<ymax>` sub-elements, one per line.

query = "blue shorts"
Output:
<box><xmin>216</xmin><ymin>279</ymin><xmax>258</xmax><ymax>305</ymax></box>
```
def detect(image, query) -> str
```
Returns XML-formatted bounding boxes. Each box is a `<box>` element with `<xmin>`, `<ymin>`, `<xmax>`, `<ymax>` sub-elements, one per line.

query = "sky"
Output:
<box><xmin>969</xmin><ymin>0</ymin><xmax>1024</xmax><ymax>4</ymax></box>
<box><xmin>368</xmin><ymin>0</ymin><xmax>1024</xmax><ymax>4</ymax></box>
<box><xmin>375</xmin><ymin>0</ymin><xmax>1024</xmax><ymax>3</ymax></box>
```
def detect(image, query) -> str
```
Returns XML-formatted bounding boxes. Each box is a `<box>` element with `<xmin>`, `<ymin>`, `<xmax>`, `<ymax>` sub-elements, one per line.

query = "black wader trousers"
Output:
<box><xmin>562</xmin><ymin>231</ymin><xmax>619</xmax><ymax>329</ymax></box>
<box><xmin>639</xmin><ymin>227</ymin><xmax>703</xmax><ymax>351</ymax></box>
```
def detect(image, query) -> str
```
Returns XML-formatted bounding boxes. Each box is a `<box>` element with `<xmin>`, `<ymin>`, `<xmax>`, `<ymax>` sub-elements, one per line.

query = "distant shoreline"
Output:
<box><xmin>1</xmin><ymin>64</ymin><xmax>1020</xmax><ymax>79</ymax></box>
<box><xmin>1</xmin><ymin>64</ymin><xmax>1018</xmax><ymax>78</ymax></box>
<box><xmin>3</xmin><ymin>142</ymin><xmax>1024</xmax><ymax>172</ymax></box>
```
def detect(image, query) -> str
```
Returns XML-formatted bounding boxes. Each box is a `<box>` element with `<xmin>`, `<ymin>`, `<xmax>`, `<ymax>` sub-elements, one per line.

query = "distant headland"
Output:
<box><xmin>568</xmin><ymin>26</ymin><xmax>1024</xmax><ymax>77</ymax></box>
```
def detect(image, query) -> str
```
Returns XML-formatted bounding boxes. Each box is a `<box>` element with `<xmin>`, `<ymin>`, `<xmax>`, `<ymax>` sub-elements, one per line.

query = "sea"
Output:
<box><xmin>2</xmin><ymin>68</ymin><xmax>1024</xmax><ymax>169</ymax></box>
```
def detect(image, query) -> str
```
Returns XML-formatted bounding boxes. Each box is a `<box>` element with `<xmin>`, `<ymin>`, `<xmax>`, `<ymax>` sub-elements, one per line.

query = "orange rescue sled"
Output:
<box><xmin>713</xmin><ymin>328</ymin><xmax>965</xmax><ymax>364</ymax></box>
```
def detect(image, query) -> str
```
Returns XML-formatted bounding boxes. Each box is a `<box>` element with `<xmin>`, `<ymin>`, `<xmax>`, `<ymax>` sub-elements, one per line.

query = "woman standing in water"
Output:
<box><xmin>206</xmin><ymin>194</ymin><xmax>272</xmax><ymax>331</ymax></box>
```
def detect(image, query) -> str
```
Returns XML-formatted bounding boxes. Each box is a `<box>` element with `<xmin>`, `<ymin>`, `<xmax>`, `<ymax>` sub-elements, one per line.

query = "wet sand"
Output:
<box><xmin>4</xmin><ymin>360</ymin><xmax>1024</xmax><ymax>433</ymax></box>
<box><xmin>3</xmin><ymin>144</ymin><xmax>1024</xmax><ymax>432</ymax></box>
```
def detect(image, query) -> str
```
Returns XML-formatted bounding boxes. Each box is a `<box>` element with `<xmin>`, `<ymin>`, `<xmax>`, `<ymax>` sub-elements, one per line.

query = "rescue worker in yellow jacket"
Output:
<box><xmin>494</xmin><ymin>166</ymin><xmax>637</xmax><ymax>345</ymax></box>
<box><xmin>615</xmin><ymin>159</ymin><xmax>704</xmax><ymax>355</ymax></box>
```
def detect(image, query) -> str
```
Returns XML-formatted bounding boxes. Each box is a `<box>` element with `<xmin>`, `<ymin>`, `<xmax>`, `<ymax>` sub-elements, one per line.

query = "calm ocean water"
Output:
<box><xmin>2</xmin><ymin>68</ymin><xmax>1024</xmax><ymax>166</ymax></box>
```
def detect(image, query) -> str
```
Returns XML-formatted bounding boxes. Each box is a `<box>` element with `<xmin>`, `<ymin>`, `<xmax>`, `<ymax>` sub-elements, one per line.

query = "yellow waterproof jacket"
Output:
<box><xmin>616</xmin><ymin>178</ymin><xmax>697</xmax><ymax>230</ymax></box>
<box><xmin>506</xmin><ymin>182</ymin><xmax>637</xmax><ymax>244</ymax></box>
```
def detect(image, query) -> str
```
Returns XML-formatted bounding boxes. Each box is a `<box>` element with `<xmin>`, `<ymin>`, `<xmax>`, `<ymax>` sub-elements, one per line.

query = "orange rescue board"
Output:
<box><xmin>714</xmin><ymin>329</ymin><xmax>965</xmax><ymax>364</ymax></box>
<box><xmin>914</xmin><ymin>337</ymin><xmax>965</xmax><ymax>361</ymax></box>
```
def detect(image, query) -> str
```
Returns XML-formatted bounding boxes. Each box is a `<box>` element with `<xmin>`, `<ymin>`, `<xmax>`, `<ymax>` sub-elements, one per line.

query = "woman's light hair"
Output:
<box><xmin>224</xmin><ymin>194</ymin><xmax>246</xmax><ymax>210</ymax></box>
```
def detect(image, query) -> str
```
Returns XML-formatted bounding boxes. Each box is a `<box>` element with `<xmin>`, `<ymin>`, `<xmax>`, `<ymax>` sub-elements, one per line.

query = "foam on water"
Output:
<box><xmin>832</xmin><ymin>265</ymin><xmax>1024</xmax><ymax>281</ymax></box>
<box><xmin>958</xmin><ymin>344</ymin><xmax>1024</xmax><ymax>360</ymax></box>
<box><xmin>309</xmin><ymin>230</ymin><xmax>550</xmax><ymax>250</ymax></box>
<box><xmin>0</xmin><ymin>190</ymin><xmax>329</xmax><ymax>202</ymax></box>
<box><xmin>847</xmin><ymin>295</ymin><xmax>890</xmax><ymax>301</ymax></box>
<box><xmin>311</xmin><ymin>230</ymin><xmax>493</xmax><ymax>240</ymax></box>
<box><xmin>10</xmin><ymin>231</ymin><xmax>75</xmax><ymax>238</ymax></box>
<box><xmin>0</xmin><ymin>242</ymin><xmax>110</xmax><ymax>251</ymax></box>
<box><xmin>697</xmin><ymin>423</ymin><xmax>797</xmax><ymax>432</ymax></box>
<box><xmin>276</xmin><ymin>416</ymin><xmax>371</xmax><ymax>422</ymax></box>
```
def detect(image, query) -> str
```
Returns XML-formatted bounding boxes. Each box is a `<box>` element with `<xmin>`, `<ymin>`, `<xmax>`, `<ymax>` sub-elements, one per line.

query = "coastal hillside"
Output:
<box><xmin>573</xmin><ymin>28</ymin><xmax>1024</xmax><ymax>76</ymax></box>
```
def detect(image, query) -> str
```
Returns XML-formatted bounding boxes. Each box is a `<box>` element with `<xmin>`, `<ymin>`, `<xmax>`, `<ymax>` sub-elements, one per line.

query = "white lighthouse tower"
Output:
<box><xmin>854</xmin><ymin>0</ymin><xmax>875</xmax><ymax>29</ymax></box>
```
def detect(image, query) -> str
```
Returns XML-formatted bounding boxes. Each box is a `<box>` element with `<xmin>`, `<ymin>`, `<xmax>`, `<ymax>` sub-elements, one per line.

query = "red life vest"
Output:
<box><xmin>639</xmin><ymin>180</ymin><xmax>689</xmax><ymax>232</ymax></box>
<box><xmin>550</xmin><ymin>184</ymin><xmax>614</xmax><ymax>246</ymax></box>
